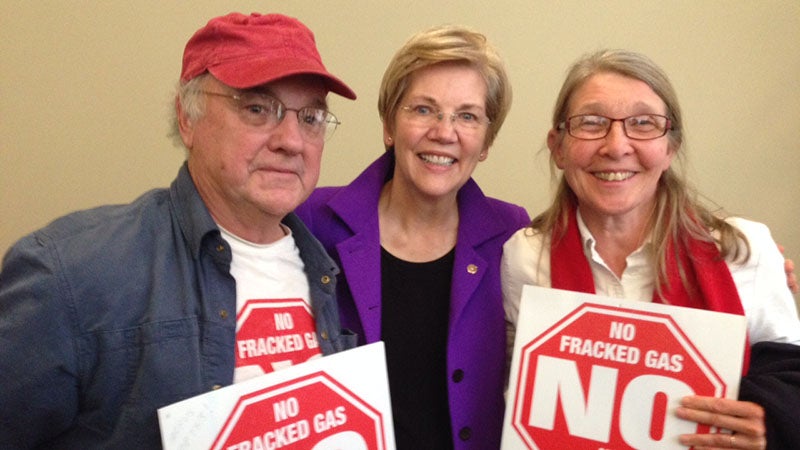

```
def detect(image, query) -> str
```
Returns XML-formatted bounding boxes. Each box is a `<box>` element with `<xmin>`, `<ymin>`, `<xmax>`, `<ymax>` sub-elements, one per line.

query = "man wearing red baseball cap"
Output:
<box><xmin>0</xmin><ymin>12</ymin><xmax>357</xmax><ymax>449</ymax></box>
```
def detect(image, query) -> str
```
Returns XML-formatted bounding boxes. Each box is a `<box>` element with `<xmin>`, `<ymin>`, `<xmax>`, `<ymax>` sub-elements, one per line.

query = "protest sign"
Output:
<box><xmin>159</xmin><ymin>342</ymin><xmax>394</xmax><ymax>450</ymax></box>
<box><xmin>502</xmin><ymin>286</ymin><xmax>747</xmax><ymax>450</ymax></box>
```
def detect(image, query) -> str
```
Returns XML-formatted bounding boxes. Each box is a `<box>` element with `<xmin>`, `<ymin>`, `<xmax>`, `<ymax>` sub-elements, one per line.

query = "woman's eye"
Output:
<box><xmin>630</xmin><ymin>116</ymin><xmax>655</xmax><ymax>127</ymax></box>
<box><xmin>580</xmin><ymin>117</ymin><xmax>604</xmax><ymax>127</ymax></box>
<box><xmin>413</xmin><ymin>105</ymin><xmax>433</xmax><ymax>115</ymax></box>
<box><xmin>458</xmin><ymin>112</ymin><xmax>478</xmax><ymax>122</ymax></box>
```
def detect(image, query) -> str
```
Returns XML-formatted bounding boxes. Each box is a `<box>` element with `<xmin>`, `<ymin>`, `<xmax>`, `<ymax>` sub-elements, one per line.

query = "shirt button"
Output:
<box><xmin>467</xmin><ymin>264</ymin><xmax>478</xmax><ymax>274</ymax></box>
<box><xmin>219</xmin><ymin>309</ymin><xmax>229</xmax><ymax>319</ymax></box>
<box><xmin>452</xmin><ymin>369</ymin><xmax>464</xmax><ymax>383</ymax></box>
<box><xmin>458</xmin><ymin>427</ymin><xmax>472</xmax><ymax>441</ymax></box>
<box><xmin>320</xmin><ymin>331</ymin><xmax>329</xmax><ymax>340</ymax></box>
<box><xmin>211</xmin><ymin>384</ymin><xmax>222</xmax><ymax>390</ymax></box>
<box><xmin>216</xmin><ymin>244</ymin><xmax>225</xmax><ymax>252</ymax></box>
<box><xmin>321</xmin><ymin>275</ymin><xmax>331</xmax><ymax>284</ymax></box>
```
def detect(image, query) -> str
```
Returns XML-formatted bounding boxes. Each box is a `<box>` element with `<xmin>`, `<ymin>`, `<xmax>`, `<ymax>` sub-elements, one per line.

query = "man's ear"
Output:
<box><xmin>176</xmin><ymin>97</ymin><xmax>194</xmax><ymax>150</ymax></box>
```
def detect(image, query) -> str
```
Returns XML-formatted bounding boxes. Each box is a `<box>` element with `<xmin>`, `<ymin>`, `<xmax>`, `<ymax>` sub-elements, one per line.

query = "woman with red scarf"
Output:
<box><xmin>502</xmin><ymin>49</ymin><xmax>800</xmax><ymax>450</ymax></box>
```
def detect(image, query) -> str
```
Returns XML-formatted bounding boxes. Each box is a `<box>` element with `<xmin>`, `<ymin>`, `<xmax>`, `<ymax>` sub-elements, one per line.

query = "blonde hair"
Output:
<box><xmin>533</xmin><ymin>49</ymin><xmax>748</xmax><ymax>293</ymax></box>
<box><xmin>378</xmin><ymin>24</ymin><xmax>511</xmax><ymax>148</ymax></box>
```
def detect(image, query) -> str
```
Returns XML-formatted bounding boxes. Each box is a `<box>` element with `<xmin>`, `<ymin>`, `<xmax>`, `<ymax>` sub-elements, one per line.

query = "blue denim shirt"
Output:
<box><xmin>0</xmin><ymin>164</ymin><xmax>356</xmax><ymax>449</ymax></box>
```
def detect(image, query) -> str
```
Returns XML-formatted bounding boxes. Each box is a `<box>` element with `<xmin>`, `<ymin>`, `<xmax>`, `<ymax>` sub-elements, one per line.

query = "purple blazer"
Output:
<box><xmin>296</xmin><ymin>150</ymin><xmax>530</xmax><ymax>449</ymax></box>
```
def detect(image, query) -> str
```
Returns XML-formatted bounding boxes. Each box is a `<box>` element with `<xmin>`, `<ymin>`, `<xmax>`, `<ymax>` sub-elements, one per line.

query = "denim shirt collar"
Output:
<box><xmin>168</xmin><ymin>162</ymin><xmax>339</xmax><ymax>279</ymax></box>
<box><xmin>169</xmin><ymin>162</ymin><xmax>221</xmax><ymax>260</ymax></box>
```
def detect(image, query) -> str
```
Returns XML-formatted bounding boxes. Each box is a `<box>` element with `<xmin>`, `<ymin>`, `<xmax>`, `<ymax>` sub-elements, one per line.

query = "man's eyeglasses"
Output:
<box><xmin>202</xmin><ymin>90</ymin><xmax>341</xmax><ymax>141</ymax></box>
<box><xmin>400</xmin><ymin>104</ymin><xmax>490</xmax><ymax>132</ymax></box>
<box><xmin>558</xmin><ymin>114</ymin><xmax>672</xmax><ymax>140</ymax></box>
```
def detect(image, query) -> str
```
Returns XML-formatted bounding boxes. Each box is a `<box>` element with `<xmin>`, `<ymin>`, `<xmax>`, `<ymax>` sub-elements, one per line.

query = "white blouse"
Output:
<box><xmin>502</xmin><ymin>213</ymin><xmax>800</xmax><ymax>346</ymax></box>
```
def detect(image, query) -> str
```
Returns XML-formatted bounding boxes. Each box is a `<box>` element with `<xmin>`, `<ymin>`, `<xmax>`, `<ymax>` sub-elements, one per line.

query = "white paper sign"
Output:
<box><xmin>502</xmin><ymin>285</ymin><xmax>747</xmax><ymax>450</ymax></box>
<box><xmin>159</xmin><ymin>342</ymin><xmax>395</xmax><ymax>450</ymax></box>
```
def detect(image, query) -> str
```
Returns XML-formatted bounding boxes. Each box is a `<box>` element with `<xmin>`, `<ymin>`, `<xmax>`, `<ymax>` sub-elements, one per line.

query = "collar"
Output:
<box><xmin>327</xmin><ymin>149</ymin><xmax>509</xmax><ymax>247</ymax></box>
<box><xmin>575</xmin><ymin>208</ymin><xmax>654</xmax><ymax>274</ymax></box>
<box><xmin>169</xmin><ymin>162</ymin><xmax>221</xmax><ymax>260</ymax></box>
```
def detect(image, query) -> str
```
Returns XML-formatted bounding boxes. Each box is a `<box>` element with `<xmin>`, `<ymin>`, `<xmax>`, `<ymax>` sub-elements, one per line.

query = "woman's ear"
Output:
<box><xmin>547</xmin><ymin>128</ymin><xmax>565</xmax><ymax>169</ymax></box>
<box><xmin>661</xmin><ymin>143</ymin><xmax>678</xmax><ymax>172</ymax></box>
<box><xmin>382</xmin><ymin>123</ymin><xmax>393</xmax><ymax>150</ymax></box>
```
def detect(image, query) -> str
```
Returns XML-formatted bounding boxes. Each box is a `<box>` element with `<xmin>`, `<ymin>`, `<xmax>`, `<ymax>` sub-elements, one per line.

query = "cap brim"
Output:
<box><xmin>209</xmin><ymin>58</ymin><xmax>356</xmax><ymax>100</ymax></box>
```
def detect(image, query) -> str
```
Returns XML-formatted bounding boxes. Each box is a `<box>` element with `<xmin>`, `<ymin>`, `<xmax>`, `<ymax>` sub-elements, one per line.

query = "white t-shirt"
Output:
<box><xmin>221</xmin><ymin>226</ymin><xmax>322</xmax><ymax>383</ymax></box>
<box><xmin>501</xmin><ymin>214</ymin><xmax>800</xmax><ymax>346</ymax></box>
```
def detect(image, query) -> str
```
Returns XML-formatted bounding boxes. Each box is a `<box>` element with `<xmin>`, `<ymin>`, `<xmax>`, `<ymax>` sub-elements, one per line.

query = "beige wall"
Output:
<box><xmin>2</xmin><ymin>1</ymin><xmax>799</xmax><ymax>299</ymax></box>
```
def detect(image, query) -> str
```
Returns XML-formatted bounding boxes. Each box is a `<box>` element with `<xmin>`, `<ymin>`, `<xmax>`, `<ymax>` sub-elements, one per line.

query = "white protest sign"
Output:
<box><xmin>159</xmin><ymin>342</ymin><xmax>395</xmax><ymax>450</ymax></box>
<box><xmin>502</xmin><ymin>286</ymin><xmax>747</xmax><ymax>450</ymax></box>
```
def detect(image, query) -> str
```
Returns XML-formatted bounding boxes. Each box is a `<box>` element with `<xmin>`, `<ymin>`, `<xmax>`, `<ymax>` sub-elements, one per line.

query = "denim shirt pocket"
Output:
<box><xmin>75</xmin><ymin>316</ymin><xmax>203</xmax><ymax>437</ymax></box>
<box><xmin>331</xmin><ymin>328</ymin><xmax>359</xmax><ymax>352</ymax></box>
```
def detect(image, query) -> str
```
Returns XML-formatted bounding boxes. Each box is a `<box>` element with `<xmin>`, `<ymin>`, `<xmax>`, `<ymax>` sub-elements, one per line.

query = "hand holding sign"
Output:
<box><xmin>502</xmin><ymin>286</ymin><xmax>747</xmax><ymax>450</ymax></box>
<box><xmin>676</xmin><ymin>396</ymin><xmax>766</xmax><ymax>449</ymax></box>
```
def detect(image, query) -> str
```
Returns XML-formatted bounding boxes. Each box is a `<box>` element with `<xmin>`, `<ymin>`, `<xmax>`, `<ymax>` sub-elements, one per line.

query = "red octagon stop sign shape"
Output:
<box><xmin>511</xmin><ymin>303</ymin><xmax>726</xmax><ymax>450</ymax></box>
<box><xmin>211</xmin><ymin>371</ymin><xmax>388</xmax><ymax>450</ymax></box>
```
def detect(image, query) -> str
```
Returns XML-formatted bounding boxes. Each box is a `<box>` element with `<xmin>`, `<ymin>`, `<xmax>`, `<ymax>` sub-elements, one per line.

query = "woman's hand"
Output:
<box><xmin>778</xmin><ymin>245</ymin><xmax>798</xmax><ymax>294</ymax></box>
<box><xmin>676</xmin><ymin>395</ymin><xmax>766</xmax><ymax>449</ymax></box>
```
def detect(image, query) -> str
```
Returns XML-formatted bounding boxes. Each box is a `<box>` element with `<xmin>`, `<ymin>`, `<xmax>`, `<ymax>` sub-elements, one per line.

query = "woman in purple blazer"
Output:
<box><xmin>296</xmin><ymin>25</ymin><xmax>529</xmax><ymax>449</ymax></box>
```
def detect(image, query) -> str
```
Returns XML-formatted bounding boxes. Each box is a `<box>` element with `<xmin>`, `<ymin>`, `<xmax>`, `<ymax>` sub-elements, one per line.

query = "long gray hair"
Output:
<box><xmin>533</xmin><ymin>49</ymin><xmax>748</xmax><ymax>295</ymax></box>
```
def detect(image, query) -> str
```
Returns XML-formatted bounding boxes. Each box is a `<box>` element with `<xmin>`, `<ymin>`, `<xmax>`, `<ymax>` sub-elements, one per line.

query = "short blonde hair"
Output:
<box><xmin>378</xmin><ymin>25</ymin><xmax>511</xmax><ymax>148</ymax></box>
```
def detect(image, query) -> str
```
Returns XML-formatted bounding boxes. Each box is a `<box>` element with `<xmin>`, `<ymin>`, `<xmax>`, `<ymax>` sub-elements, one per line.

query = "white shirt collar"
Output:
<box><xmin>575</xmin><ymin>208</ymin><xmax>656</xmax><ymax>300</ymax></box>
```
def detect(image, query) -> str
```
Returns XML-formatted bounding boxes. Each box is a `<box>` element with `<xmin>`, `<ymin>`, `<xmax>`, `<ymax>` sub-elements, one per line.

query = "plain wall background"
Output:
<box><xmin>2</xmin><ymin>1</ymin><xmax>798</xmax><ymax>305</ymax></box>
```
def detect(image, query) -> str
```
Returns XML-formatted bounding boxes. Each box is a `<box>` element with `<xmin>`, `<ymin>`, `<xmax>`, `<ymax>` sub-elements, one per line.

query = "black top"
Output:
<box><xmin>381</xmin><ymin>246</ymin><xmax>455</xmax><ymax>450</ymax></box>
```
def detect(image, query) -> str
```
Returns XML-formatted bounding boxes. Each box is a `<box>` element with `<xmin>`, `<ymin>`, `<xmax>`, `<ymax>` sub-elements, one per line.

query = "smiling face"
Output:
<box><xmin>178</xmin><ymin>75</ymin><xmax>328</xmax><ymax>243</ymax></box>
<box><xmin>548</xmin><ymin>72</ymin><xmax>675</xmax><ymax>226</ymax></box>
<box><xmin>386</xmin><ymin>62</ymin><xmax>490</xmax><ymax>203</ymax></box>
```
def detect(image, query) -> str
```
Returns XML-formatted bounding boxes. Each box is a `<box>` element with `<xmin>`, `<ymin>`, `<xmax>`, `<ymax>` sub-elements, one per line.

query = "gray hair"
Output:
<box><xmin>533</xmin><ymin>49</ymin><xmax>748</xmax><ymax>298</ymax></box>
<box><xmin>168</xmin><ymin>73</ymin><xmax>210</xmax><ymax>148</ymax></box>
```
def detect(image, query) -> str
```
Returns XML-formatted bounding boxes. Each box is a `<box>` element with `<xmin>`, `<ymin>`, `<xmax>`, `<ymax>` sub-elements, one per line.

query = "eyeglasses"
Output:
<box><xmin>558</xmin><ymin>114</ymin><xmax>672</xmax><ymax>140</ymax></box>
<box><xmin>201</xmin><ymin>90</ymin><xmax>341</xmax><ymax>141</ymax></box>
<box><xmin>400</xmin><ymin>105</ymin><xmax>490</xmax><ymax>131</ymax></box>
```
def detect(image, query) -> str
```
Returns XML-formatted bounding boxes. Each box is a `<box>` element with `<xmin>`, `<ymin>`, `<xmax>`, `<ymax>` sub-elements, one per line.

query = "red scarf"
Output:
<box><xmin>550</xmin><ymin>208</ymin><xmax>750</xmax><ymax>373</ymax></box>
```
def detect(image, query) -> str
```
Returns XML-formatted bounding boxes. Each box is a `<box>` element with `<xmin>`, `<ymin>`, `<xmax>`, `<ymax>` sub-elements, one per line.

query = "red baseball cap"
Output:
<box><xmin>181</xmin><ymin>13</ymin><xmax>356</xmax><ymax>100</ymax></box>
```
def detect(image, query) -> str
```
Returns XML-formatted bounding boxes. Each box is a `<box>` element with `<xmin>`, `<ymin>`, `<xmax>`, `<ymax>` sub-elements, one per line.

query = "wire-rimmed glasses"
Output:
<box><xmin>202</xmin><ymin>90</ymin><xmax>341</xmax><ymax>141</ymax></box>
<box><xmin>400</xmin><ymin>104</ymin><xmax>490</xmax><ymax>132</ymax></box>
